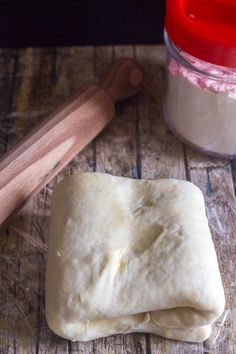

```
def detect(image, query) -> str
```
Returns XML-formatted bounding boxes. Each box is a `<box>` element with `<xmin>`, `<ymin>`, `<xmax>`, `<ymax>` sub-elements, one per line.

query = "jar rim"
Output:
<box><xmin>164</xmin><ymin>30</ymin><xmax>236</xmax><ymax>84</ymax></box>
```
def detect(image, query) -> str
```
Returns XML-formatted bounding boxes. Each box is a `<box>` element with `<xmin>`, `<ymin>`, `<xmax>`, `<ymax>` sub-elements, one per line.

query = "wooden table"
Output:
<box><xmin>0</xmin><ymin>45</ymin><xmax>235</xmax><ymax>354</ymax></box>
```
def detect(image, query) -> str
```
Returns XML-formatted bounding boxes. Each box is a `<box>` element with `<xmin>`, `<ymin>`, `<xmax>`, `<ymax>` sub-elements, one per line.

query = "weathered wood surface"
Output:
<box><xmin>0</xmin><ymin>45</ymin><xmax>235</xmax><ymax>354</ymax></box>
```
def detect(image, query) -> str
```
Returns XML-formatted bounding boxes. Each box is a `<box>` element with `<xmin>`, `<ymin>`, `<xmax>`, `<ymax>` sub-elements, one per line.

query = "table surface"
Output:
<box><xmin>0</xmin><ymin>45</ymin><xmax>235</xmax><ymax>354</ymax></box>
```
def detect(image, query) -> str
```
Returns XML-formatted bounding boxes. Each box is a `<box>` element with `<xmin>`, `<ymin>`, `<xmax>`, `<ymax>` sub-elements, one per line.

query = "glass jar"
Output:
<box><xmin>164</xmin><ymin>31</ymin><xmax>236</xmax><ymax>159</ymax></box>
<box><xmin>164</xmin><ymin>0</ymin><xmax>236</xmax><ymax>159</ymax></box>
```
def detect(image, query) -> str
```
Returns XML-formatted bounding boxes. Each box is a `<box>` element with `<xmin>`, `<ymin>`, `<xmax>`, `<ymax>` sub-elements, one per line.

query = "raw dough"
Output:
<box><xmin>45</xmin><ymin>173</ymin><xmax>225</xmax><ymax>342</ymax></box>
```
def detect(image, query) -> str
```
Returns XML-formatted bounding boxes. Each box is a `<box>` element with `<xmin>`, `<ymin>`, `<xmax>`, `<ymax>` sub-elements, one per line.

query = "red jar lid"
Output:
<box><xmin>165</xmin><ymin>0</ymin><xmax>236</xmax><ymax>68</ymax></box>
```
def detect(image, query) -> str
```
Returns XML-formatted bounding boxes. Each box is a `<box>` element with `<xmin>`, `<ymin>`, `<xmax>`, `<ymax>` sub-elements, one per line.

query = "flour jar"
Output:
<box><xmin>164</xmin><ymin>0</ymin><xmax>236</xmax><ymax>159</ymax></box>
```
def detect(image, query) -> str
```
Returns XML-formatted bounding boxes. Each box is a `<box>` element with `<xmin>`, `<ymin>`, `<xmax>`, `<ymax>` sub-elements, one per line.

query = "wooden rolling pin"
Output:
<box><xmin>0</xmin><ymin>58</ymin><xmax>143</xmax><ymax>225</ymax></box>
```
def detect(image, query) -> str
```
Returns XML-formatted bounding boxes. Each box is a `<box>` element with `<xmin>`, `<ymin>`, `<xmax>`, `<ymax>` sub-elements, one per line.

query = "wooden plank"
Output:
<box><xmin>184</xmin><ymin>146</ymin><xmax>228</xmax><ymax>169</ymax></box>
<box><xmin>52</xmin><ymin>47</ymin><xmax>95</xmax><ymax>354</ymax></box>
<box><xmin>51</xmin><ymin>47</ymin><xmax>95</xmax><ymax>178</ymax></box>
<box><xmin>135</xmin><ymin>45</ymin><xmax>186</xmax><ymax>180</ymax></box>
<box><xmin>231</xmin><ymin>160</ymin><xmax>236</xmax><ymax>195</ymax></box>
<box><xmin>187</xmin><ymin>164</ymin><xmax>236</xmax><ymax>354</ymax></box>
<box><xmin>95</xmin><ymin>46</ymin><xmax>139</xmax><ymax>177</ymax></box>
<box><xmin>135</xmin><ymin>45</ymin><xmax>204</xmax><ymax>354</ymax></box>
<box><xmin>0</xmin><ymin>48</ymin><xmax>20</xmax><ymax>354</ymax></box>
<box><xmin>91</xmin><ymin>45</ymin><xmax>147</xmax><ymax>354</ymax></box>
<box><xmin>183</xmin><ymin>88</ymin><xmax>236</xmax><ymax>354</ymax></box>
<box><xmin>7</xmin><ymin>48</ymin><xmax>56</xmax><ymax>144</ymax></box>
<box><xmin>0</xmin><ymin>49</ymin><xmax>17</xmax><ymax>154</ymax></box>
<box><xmin>0</xmin><ymin>48</ymin><xmax>69</xmax><ymax>354</ymax></box>
<box><xmin>68</xmin><ymin>46</ymin><xmax>114</xmax><ymax>354</ymax></box>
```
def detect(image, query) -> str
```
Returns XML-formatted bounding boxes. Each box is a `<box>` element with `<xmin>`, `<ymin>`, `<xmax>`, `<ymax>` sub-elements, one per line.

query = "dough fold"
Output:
<box><xmin>46</xmin><ymin>173</ymin><xmax>225</xmax><ymax>342</ymax></box>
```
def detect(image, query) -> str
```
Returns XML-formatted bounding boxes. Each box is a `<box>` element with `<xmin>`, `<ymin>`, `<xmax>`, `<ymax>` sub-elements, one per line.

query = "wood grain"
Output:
<box><xmin>183</xmin><ymin>119</ymin><xmax>236</xmax><ymax>354</ymax></box>
<box><xmin>0</xmin><ymin>49</ymin><xmax>17</xmax><ymax>154</ymax></box>
<box><xmin>0</xmin><ymin>45</ymin><xmax>235</xmax><ymax>354</ymax></box>
<box><xmin>186</xmin><ymin>160</ymin><xmax>236</xmax><ymax>354</ymax></box>
<box><xmin>135</xmin><ymin>46</ymin><xmax>186</xmax><ymax>180</ymax></box>
<box><xmin>0</xmin><ymin>48</ymin><xmax>20</xmax><ymax>354</ymax></box>
<box><xmin>231</xmin><ymin>160</ymin><xmax>236</xmax><ymax>195</ymax></box>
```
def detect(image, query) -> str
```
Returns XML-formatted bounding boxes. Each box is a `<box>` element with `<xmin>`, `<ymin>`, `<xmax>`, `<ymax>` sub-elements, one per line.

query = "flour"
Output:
<box><xmin>165</xmin><ymin>57</ymin><xmax>236</xmax><ymax>158</ymax></box>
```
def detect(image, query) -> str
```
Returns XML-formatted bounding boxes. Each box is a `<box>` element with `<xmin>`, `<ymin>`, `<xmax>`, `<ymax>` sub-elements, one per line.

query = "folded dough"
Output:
<box><xmin>46</xmin><ymin>173</ymin><xmax>225</xmax><ymax>342</ymax></box>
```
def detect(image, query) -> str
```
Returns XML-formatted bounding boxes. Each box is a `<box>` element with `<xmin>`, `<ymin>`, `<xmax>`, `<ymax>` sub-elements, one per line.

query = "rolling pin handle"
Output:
<box><xmin>100</xmin><ymin>58</ymin><xmax>143</xmax><ymax>103</ymax></box>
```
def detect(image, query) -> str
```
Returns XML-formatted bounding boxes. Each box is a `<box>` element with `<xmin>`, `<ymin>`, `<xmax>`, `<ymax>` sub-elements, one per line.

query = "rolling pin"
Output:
<box><xmin>0</xmin><ymin>58</ymin><xmax>143</xmax><ymax>225</ymax></box>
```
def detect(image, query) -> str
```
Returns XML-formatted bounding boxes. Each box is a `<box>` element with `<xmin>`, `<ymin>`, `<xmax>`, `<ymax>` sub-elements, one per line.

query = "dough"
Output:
<box><xmin>45</xmin><ymin>173</ymin><xmax>225</xmax><ymax>342</ymax></box>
